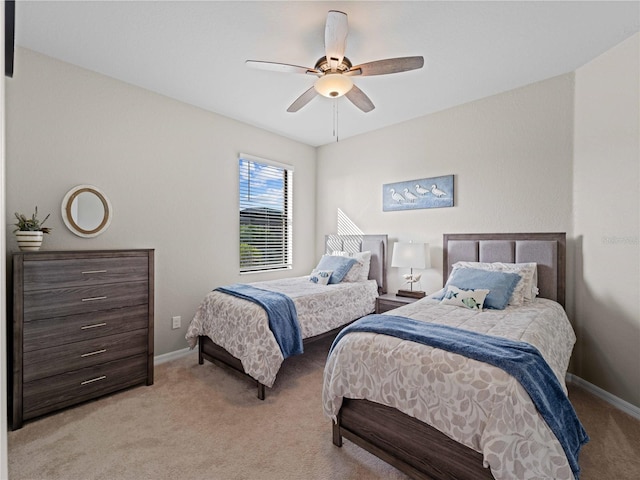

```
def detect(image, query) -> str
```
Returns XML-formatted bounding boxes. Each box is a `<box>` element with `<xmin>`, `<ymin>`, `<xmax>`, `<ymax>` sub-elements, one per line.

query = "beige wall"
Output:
<box><xmin>5</xmin><ymin>48</ymin><xmax>317</xmax><ymax>355</ymax></box>
<box><xmin>573</xmin><ymin>33</ymin><xmax>640</xmax><ymax>406</ymax></box>
<box><xmin>317</xmin><ymin>73</ymin><xmax>575</xmax><ymax>298</ymax></box>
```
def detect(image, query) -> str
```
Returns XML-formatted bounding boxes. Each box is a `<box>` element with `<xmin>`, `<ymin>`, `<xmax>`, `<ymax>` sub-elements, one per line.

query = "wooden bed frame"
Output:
<box><xmin>332</xmin><ymin>232</ymin><xmax>566</xmax><ymax>480</ymax></box>
<box><xmin>198</xmin><ymin>234</ymin><xmax>388</xmax><ymax>400</ymax></box>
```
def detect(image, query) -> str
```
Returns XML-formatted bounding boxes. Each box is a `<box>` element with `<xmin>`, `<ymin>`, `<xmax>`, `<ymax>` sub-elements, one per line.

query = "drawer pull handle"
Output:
<box><xmin>81</xmin><ymin>296</ymin><xmax>107</xmax><ymax>302</ymax></box>
<box><xmin>81</xmin><ymin>349</ymin><xmax>107</xmax><ymax>358</ymax></box>
<box><xmin>81</xmin><ymin>270</ymin><xmax>107</xmax><ymax>274</ymax></box>
<box><xmin>81</xmin><ymin>322</ymin><xmax>107</xmax><ymax>330</ymax></box>
<box><xmin>81</xmin><ymin>375</ymin><xmax>107</xmax><ymax>386</ymax></box>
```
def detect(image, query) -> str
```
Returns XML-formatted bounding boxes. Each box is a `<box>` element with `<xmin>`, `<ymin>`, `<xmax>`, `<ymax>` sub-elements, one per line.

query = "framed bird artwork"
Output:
<box><xmin>382</xmin><ymin>174</ymin><xmax>454</xmax><ymax>211</ymax></box>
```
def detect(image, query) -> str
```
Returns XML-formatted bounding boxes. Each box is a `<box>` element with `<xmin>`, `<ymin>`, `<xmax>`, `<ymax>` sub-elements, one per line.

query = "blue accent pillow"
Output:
<box><xmin>435</xmin><ymin>267</ymin><xmax>522</xmax><ymax>310</ymax></box>
<box><xmin>314</xmin><ymin>255</ymin><xmax>357</xmax><ymax>284</ymax></box>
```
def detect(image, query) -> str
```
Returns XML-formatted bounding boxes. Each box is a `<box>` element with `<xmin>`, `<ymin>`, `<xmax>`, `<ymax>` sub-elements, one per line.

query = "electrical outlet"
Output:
<box><xmin>171</xmin><ymin>316</ymin><xmax>181</xmax><ymax>329</ymax></box>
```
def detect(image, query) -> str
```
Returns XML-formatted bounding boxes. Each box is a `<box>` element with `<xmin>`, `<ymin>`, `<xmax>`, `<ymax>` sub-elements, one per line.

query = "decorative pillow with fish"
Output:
<box><xmin>309</xmin><ymin>270</ymin><xmax>333</xmax><ymax>285</ymax></box>
<box><xmin>440</xmin><ymin>285</ymin><xmax>490</xmax><ymax>310</ymax></box>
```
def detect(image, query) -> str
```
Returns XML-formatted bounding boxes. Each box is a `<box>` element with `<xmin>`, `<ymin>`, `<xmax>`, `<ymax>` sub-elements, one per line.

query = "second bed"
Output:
<box><xmin>186</xmin><ymin>234</ymin><xmax>387</xmax><ymax>399</ymax></box>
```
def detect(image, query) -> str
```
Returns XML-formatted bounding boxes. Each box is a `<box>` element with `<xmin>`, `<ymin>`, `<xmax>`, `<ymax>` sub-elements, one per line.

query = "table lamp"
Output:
<box><xmin>391</xmin><ymin>242</ymin><xmax>430</xmax><ymax>298</ymax></box>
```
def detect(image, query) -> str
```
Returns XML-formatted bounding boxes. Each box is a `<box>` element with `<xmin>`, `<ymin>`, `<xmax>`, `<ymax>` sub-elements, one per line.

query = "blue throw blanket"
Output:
<box><xmin>330</xmin><ymin>314</ymin><xmax>589</xmax><ymax>479</ymax></box>
<box><xmin>217</xmin><ymin>284</ymin><xmax>303</xmax><ymax>359</ymax></box>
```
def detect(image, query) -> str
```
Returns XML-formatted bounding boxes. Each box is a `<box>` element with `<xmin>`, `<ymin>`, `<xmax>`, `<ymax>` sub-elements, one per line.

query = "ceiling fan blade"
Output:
<box><xmin>325</xmin><ymin>10</ymin><xmax>348</xmax><ymax>72</ymax></box>
<box><xmin>245</xmin><ymin>60</ymin><xmax>319</xmax><ymax>75</ymax></box>
<box><xmin>348</xmin><ymin>56</ymin><xmax>424</xmax><ymax>76</ymax></box>
<box><xmin>345</xmin><ymin>85</ymin><xmax>375</xmax><ymax>113</ymax></box>
<box><xmin>287</xmin><ymin>87</ymin><xmax>319</xmax><ymax>113</ymax></box>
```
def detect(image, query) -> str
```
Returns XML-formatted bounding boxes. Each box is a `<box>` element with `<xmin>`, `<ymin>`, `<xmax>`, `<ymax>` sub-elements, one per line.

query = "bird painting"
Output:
<box><xmin>382</xmin><ymin>175</ymin><xmax>453</xmax><ymax>211</ymax></box>
<box><xmin>389</xmin><ymin>188</ymin><xmax>405</xmax><ymax>203</ymax></box>
<box><xmin>415</xmin><ymin>184</ymin><xmax>429</xmax><ymax>195</ymax></box>
<box><xmin>431</xmin><ymin>184</ymin><xmax>447</xmax><ymax>197</ymax></box>
<box><xmin>403</xmin><ymin>188</ymin><xmax>418</xmax><ymax>203</ymax></box>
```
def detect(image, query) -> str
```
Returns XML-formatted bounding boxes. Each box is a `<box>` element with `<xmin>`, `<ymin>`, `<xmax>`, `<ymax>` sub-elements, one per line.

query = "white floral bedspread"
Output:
<box><xmin>186</xmin><ymin>277</ymin><xmax>378</xmax><ymax>387</ymax></box>
<box><xmin>323</xmin><ymin>298</ymin><xmax>577</xmax><ymax>480</ymax></box>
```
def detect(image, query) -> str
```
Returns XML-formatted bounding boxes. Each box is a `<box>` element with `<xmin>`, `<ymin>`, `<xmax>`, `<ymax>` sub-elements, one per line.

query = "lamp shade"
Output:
<box><xmin>314</xmin><ymin>73</ymin><xmax>353</xmax><ymax>98</ymax></box>
<box><xmin>391</xmin><ymin>242</ymin><xmax>431</xmax><ymax>269</ymax></box>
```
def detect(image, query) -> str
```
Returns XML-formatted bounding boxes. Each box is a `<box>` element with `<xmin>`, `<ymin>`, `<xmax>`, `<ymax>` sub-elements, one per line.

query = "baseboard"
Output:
<box><xmin>567</xmin><ymin>373</ymin><xmax>640</xmax><ymax>420</ymax></box>
<box><xmin>154</xmin><ymin>347</ymin><xmax>195</xmax><ymax>365</ymax></box>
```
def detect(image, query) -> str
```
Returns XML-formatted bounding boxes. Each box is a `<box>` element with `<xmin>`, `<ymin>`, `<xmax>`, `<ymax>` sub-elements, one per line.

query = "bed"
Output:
<box><xmin>186</xmin><ymin>234</ymin><xmax>387</xmax><ymax>399</ymax></box>
<box><xmin>324</xmin><ymin>232</ymin><xmax>587</xmax><ymax>480</ymax></box>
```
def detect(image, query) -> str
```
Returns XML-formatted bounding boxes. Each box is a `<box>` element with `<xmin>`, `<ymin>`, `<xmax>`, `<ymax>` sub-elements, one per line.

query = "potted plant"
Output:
<box><xmin>14</xmin><ymin>207</ymin><xmax>51</xmax><ymax>251</ymax></box>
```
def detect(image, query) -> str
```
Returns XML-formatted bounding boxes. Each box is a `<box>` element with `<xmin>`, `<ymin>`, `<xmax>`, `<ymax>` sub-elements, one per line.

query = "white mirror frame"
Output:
<box><xmin>61</xmin><ymin>185</ymin><xmax>113</xmax><ymax>238</ymax></box>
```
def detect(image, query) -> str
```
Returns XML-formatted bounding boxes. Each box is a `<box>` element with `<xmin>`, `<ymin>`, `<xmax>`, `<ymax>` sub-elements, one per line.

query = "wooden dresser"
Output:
<box><xmin>10</xmin><ymin>249</ymin><xmax>154</xmax><ymax>430</ymax></box>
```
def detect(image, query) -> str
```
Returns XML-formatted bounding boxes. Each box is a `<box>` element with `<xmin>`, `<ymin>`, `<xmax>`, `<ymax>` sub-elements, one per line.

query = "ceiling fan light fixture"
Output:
<box><xmin>314</xmin><ymin>73</ymin><xmax>353</xmax><ymax>98</ymax></box>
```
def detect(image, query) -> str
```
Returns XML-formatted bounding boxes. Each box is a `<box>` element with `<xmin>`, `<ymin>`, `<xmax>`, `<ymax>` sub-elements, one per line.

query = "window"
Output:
<box><xmin>239</xmin><ymin>154</ymin><xmax>293</xmax><ymax>273</ymax></box>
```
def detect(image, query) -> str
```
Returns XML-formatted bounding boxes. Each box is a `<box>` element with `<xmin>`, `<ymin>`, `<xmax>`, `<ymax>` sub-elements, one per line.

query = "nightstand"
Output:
<box><xmin>376</xmin><ymin>293</ymin><xmax>422</xmax><ymax>314</ymax></box>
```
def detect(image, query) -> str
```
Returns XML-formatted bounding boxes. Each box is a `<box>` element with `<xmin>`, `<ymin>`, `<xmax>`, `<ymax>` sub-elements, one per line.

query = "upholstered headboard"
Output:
<box><xmin>443</xmin><ymin>233</ymin><xmax>566</xmax><ymax>307</ymax></box>
<box><xmin>324</xmin><ymin>234</ymin><xmax>388</xmax><ymax>294</ymax></box>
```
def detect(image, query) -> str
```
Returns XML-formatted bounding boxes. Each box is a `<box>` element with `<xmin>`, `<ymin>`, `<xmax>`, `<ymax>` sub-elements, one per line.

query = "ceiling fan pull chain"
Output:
<box><xmin>337</xmin><ymin>100</ymin><xmax>340</xmax><ymax>142</ymax></box>
<box><xmin>333</xmin><ymin>99</ymin><xmax>340</xmax><ymax>142</ymax></box>
<box><xmin>332</xmin><ymin>99</ymin><xmax>336</xmax><ymax>139</ymax></box>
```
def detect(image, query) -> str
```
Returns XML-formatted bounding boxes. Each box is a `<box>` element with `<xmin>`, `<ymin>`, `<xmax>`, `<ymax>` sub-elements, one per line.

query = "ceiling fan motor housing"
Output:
<box><xmin>314</xmin><ymin>56</ymin><xmax>352</xmax><ymax>73</ymax></box>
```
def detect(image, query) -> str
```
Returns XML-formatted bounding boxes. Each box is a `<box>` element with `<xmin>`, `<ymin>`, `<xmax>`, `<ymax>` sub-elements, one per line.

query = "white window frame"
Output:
<box><xmin>238</xmin><ymin>153</ymin><xmax>293</xmax><ymax>273</ymax></box>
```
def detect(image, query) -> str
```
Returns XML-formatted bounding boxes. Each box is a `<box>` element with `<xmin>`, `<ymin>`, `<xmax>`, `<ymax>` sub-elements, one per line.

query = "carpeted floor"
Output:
<box><xmin>8</xmin><ymin>336</ymin><xmax>640</xmax><ymax>480</ymax></box>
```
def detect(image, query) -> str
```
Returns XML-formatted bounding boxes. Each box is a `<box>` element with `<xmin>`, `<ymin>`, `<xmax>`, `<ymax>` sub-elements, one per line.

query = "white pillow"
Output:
<box><xmin>440</xmin><ymin>285</ymin><xmax>490</xmax><ymax>310</ymax></box>
<box><xmin>451</xmin><ymin>262</ymin><xmax>538</xmax><ymax>305</ymax></box>
<box><xmin>309</xmin><ymin>270</ymin><xmax>332</xmax><ymax>285</ymax></box>
<box><xmin>331</xmin><ymin>251</ymin><xmax>371</xmax><ymax>282</ymax></box>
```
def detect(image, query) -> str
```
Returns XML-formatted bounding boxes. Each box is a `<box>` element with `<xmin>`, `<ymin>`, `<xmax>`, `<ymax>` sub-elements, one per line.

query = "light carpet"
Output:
<box><xmin>8</xmin><ymin>335</ymin><xmax>640</xmax><ymax>479</ymax></box>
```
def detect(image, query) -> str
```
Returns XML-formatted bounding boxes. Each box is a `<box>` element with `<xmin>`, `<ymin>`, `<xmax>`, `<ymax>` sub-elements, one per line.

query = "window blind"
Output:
<box><xmin>239</xmin><ymin>155</ymin><xmax>293</xmax><ymax>273</ymax></box>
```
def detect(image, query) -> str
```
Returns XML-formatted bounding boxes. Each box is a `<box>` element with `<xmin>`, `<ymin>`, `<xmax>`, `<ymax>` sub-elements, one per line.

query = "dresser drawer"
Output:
<box><xmin>23</xmin><ymin>281</ymin><xmax>148</xmax><ymax>321</ymax></box>
<box><xmin>24</xmin><ymin>328</ymin><xmax>148</xmax><ymax>382</ymax></box>
<box><xmin>23</xmin><ymin>353</ymin><xmax>149</xmax><ymax>420</ymax></box>
<box><xmin>23</xmin><ymin>304</ymin><xmax>149</xmax><ymax>351</ymax></box>
<box><xmin>23</xmin><ymin>256</ymin><xmax>149</xmax><ymax>291</ymax></box>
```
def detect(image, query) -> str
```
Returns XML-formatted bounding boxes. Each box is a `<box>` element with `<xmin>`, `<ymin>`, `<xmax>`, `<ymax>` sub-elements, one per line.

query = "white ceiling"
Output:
<box><xmin>14</xmin><ymin>1</ymin><xmax>640</xmax><ymax>147</ymax></box>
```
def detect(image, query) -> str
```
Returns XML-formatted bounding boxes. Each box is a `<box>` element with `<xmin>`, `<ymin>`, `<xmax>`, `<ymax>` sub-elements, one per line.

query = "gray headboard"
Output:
<box><xmin>324</xmin><ymin>234</ymin><xmax>388</xmax><ymax>294</ymax></box>
<box><xmin>443</xmin><ymin>233</ymin><xmax>566</xmax><ymax>307</ymax></box>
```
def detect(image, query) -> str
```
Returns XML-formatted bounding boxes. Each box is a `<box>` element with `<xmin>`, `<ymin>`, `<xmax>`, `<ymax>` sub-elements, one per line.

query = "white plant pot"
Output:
<box><xmin>15</xmin><ymin>231</ymin><xmax>44</xmax><ymax>251</ymax></box>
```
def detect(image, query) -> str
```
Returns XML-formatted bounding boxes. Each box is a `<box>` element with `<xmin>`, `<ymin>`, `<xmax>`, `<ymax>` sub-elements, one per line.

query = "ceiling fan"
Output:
<box><xmin>245</xmin><ymin>10</ymin><xmax>424</xmax><ymax>113</ymax></box>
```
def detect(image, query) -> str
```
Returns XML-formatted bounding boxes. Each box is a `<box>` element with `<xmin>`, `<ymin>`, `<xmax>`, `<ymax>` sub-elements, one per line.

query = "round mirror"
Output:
<box><xmin>61</xmin><ymin>185</ymin><xmax>112</xmax><ymax>238</ymax></box>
